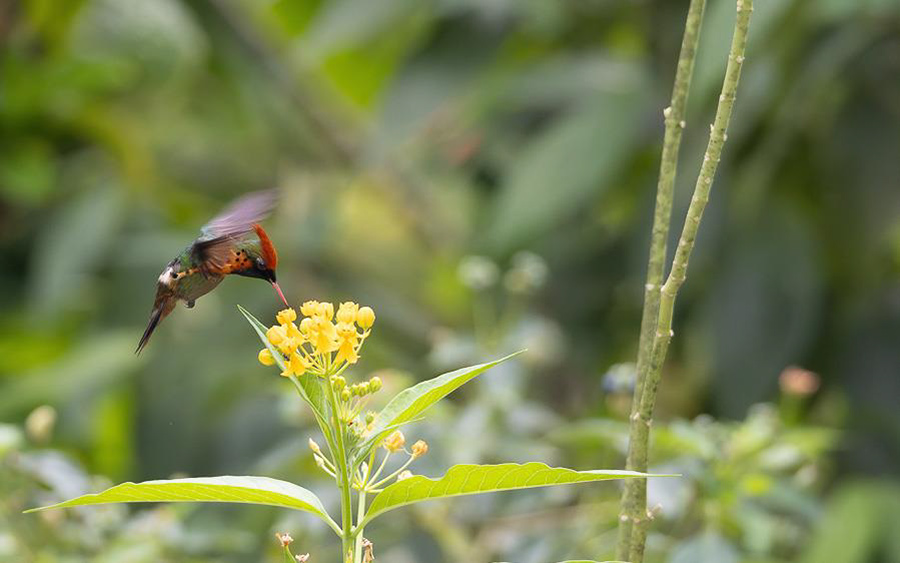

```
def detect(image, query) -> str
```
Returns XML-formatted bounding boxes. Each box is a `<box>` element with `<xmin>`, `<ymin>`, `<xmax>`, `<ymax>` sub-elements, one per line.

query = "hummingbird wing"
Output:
<box><xmin>193</xmin><ymin>190</ymin><xmax>278</xmax><ymax>272</ymax></box>
<box><xmin>200</xmin><ymin>190</ymin><xmax>278</xmax><ymax>239</ymax></box>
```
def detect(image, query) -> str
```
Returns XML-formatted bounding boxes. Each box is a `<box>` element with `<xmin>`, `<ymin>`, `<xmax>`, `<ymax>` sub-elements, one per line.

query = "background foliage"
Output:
<box><xmin>1</xmin><ymin>0</ymin><xmax>899</xmax><ymax>561</ymax></box>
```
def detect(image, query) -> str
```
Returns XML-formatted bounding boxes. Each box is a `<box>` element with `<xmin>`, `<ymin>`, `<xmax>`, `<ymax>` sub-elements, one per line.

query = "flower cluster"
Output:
<box><xmin>258</xmin><ymin>301</ymin><xmax>375</xmax><ymax>378</ymax></box>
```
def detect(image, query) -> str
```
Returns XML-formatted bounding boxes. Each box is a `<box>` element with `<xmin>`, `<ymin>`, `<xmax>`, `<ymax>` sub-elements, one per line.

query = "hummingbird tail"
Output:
<box><xmin>136</xmin><ymin>308</ymin><xmax>163</xmax><ymax>354</ymax></box>
<box><xmin>136</xmin><ymin>298</ymin><xmax>175</xmax><ymax>354</ymax></box>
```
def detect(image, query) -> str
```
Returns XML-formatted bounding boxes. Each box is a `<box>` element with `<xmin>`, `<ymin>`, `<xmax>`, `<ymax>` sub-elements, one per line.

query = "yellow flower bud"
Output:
<box><xmin>331</xmin><ymin>375</ymin><xmax>346</xmax><ymax>390</ymax></box>
<box><xmin>341</xmin><ymin>388</ymin><xmax>351</xmax><ymax>402</ymax></box>
<box><xmin>276</xmin><ymin>308</ymin><xmax>297</xmax><ymax>325</ymax></box>
<box><xmin>356</xmin><ymin>306</ymin><xmax>375</xmax><ymax>329</ymax></box>
<box><xmin>300</xmin><ymin>300</ymin><xmax>320</xmax><ymax>317</ymax></box>
<box><xmin>369</xmin><ymin>376</ymin><xmax>382</xmax><ymax>392</ymax></box>
<box><xmin>383</xmin><ymin>430</ymin><xmax>405</xmax><ymax>452</ymax></box>
<box><xmin>308</xmin><ymin>437</ymin><xmax>321</xmax><ymax>454</ymax></box>
<box><xmin>258</xmin><ymin>348</ymin><xmax>276</xmax><ymax>366</ymax></box>
<box><xmin>266</xmin><ymin>325</ymin><xmax>286</xmax><ymax>346</ymax></box>
<box><xmin>359</xmin><ymin>381</ymin><xmax>371</xmax><ymax>395</ymax></box>
<box><xmin>337</xmin><ymin>302</ymin><xmax>359</xmax><ymax>324</ymax></box>
<box><xmin>397</xmin><ymin>470</ymin><xmax>413</xmax><ymax>481</ymax></box>
<box><xmin>299</xmin><ymin>317</ymin><xmax>313</xmax><ymax>334</ymax></box>
<box><xmin>365</xmin><ymin>411</ymin><xmax>376</xmax><ymax>424</ymax></box>
<box><xmin>411</xmin><ymin>440</ymin><xmax>428</xmax><ymax>458</ymax></box>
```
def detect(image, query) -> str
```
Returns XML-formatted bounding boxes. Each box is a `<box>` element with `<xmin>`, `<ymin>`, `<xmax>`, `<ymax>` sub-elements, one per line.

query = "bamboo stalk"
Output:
<box><xmin>616</xmin><ymin>0</ymin><xmax>708</xmax><ymax>557</ymax></box>
<box><xmin>617</xmin><ymin>1</ymin><xmax>754</xmax><ymax>561</ymax></box>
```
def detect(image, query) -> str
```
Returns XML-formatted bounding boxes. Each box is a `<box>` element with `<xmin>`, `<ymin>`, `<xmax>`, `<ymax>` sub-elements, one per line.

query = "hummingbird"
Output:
<box><xmin>136</xmin><ymin>190</ymin><xmax>289</xmax><ymax>354</ymax></box>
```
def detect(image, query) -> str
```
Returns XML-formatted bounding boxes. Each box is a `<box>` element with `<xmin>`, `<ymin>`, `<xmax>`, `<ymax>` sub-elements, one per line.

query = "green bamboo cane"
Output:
<box><xmin>616</xmin><ymin>0</ymin><xmax>708</xmax><ymax>556</ymax></box>
<box><xmin>618</xmin><ymin>1</ymin><xmax>754</xmax><ymax>561</ymax></box>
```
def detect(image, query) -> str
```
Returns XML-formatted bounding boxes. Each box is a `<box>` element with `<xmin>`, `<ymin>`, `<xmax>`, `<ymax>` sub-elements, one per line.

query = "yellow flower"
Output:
<box><xmin>276</xmin><ymin>308</ymin><xmax>297</xmax><ymax>325</ymax></box>
<box><xmin>356</xmin><ymin>306</ymin><xmax>375</xmax><ymax>329</ymax></box>
<box><xmin>284</xmin><ymin>321</ymin><xmax>303</xmax><ymax>342</ymax></box>
<box><xmin>334</xmin><ymin>322</ymin><xmax>359</xmax><ymax>365</ymax></box>
<box><xmin>308</xmin><ymin>316</ymin><xmax>337</xmax><ymax>355</ymax></box>
<box><xmin>258</xmin><ymin>349</ymin><xmax>276</xmax><ymax>366</ymax></box>
<box><xmin>266</xmin><ymin>325</ymin><xmax>286</xmax><ymax>346</ymax></box>
<box><xmin>411</xmin><ymin>440</ymin><xmax>428</xmax><ymax>458</ymax></box>
<box><xmin>300</xmin><ymin>300</ymin><xmax>320</xmax><ymax>317</ymax></box>
<box><xmin>281</xmin><ymin>351</ymin><xmax>309</xmax><ymax>378</ymax></box>
<box><xmin>277</xmin><ymin>336</ymin><xmax>300</xmax><ymax>356</ymax></box>
<box><xmin>337</xmin><ymin>302</ymin><xmax>359</xmax><ymax>324</ymax></box>
<box><xmin>383</xmin><ymin>430</ymin><xmax>405</xmax><ymax>452</ymax></box>
<box><xmin>317</xmin><ymin>301</ymin><xmax>334</xmax><ymax>321</ymax></box>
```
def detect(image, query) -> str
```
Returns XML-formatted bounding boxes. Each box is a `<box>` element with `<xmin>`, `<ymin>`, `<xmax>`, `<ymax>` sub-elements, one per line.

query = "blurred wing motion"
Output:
<box><xmin>192</xmin><ymin>190</ymin><xmax>279</xmax><ymax>272</ymax></box>
<box><xmin>200</xmin><ymin>190</ymin><xmax>278</xmax><ymax>238</ymax></box>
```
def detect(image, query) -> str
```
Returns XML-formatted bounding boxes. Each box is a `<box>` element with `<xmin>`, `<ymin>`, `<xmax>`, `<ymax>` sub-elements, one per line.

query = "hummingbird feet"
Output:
<box><xmin>185</xmin><ymin>300</ymin><xmax>196</xmax><ymax>309</ymax></box>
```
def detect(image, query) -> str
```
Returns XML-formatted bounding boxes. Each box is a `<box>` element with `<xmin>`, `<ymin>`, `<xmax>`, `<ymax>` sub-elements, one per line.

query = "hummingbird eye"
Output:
<box><xmin>256</xmin><ymin>257</ymin><xmax>266</xmax><ymax>270</ymax></box>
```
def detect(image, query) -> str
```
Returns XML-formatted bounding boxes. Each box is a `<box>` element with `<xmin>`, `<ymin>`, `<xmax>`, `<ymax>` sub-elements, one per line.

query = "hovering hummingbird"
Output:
<box><xmin>136</xmin><ymin>190</ymin><xmax>289</xmax><ymax>354</ymax></box>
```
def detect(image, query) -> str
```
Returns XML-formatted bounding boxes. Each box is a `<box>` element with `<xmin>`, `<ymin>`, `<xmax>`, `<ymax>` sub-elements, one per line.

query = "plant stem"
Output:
<box><xmin>619</xmin><ymin>1</ymin><xmax>754</xmax><ymax>562</ymax></box>
<box><xmin>617</xmin><ymin>0</ymin><xmax>707</xmax><ymax>557</ymax></box>
<box><xmin>353</xmin><ymin>490</ymin><xmax>367</xmax><ymax>563</ymax></box>
<box><xmin>326</xmin><ymin>379</ymin><xmax>355</xmax><ymax>562</ymax></box>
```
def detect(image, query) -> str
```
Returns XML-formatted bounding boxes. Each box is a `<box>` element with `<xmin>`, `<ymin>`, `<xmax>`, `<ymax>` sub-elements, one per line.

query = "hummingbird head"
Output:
<box><xmin>234</xmin><ymin>225</ymin><xmax>289</xmax><ymax>307</ymax></box>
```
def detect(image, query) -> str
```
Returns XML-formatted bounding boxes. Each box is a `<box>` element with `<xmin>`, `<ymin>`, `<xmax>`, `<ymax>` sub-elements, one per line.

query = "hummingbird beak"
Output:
<box><xmin>271</xmin><ymin>281</ymin><xmax>289</xmax><ymax>308</ymax></box>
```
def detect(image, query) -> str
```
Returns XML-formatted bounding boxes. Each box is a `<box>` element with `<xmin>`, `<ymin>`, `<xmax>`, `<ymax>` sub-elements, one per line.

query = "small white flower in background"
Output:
<box><xmin>25</xmin><ymin>405</ymin><xmax>57</xmax><ymax>444</ymax></box>
<box><xmin>504</xmin><ymin>251</ymin><xmax>548</xmax><ymax>294</ymax></box>
<box><xmin>397</xmin><ymin>470</ymin><xmax>413</xmax><ymax>481</ymax></box>
<box><xmin>295</xmin><ymin>554</ymin><xmax>310</xmax><ymax>562</ymax></box>
<box><xmin>458</xmin><ymin>255</ymin><xmax>499</xmax><ymax>290</ymax></box>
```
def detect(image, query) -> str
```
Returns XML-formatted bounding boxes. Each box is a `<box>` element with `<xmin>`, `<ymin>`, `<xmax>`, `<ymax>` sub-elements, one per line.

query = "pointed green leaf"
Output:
<box><xmin>355</xmin><ymin>352</ymin><xmax>523</xmax><ymax>463</ymax></box>
<box><xmin>238</xmin><ymin>305</ymin><xmax>328</xmax><ymax>423</ymax></box>
<box><xmin>27</xmin><ymin>476</ymin><xmax>340</xmax><ymax>534</ymax></box>
<box><xmin>361</xmin><ymin>462</ymin><xmax>662</xmax><ymax>525</ymax></box>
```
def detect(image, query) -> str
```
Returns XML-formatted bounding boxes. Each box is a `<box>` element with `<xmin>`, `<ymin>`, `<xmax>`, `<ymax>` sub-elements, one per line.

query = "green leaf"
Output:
<box><xmin>238</xmin><ymin>305</ymin><xmax>328</xmax><ymax>423</ymax></box>
<box><xmin>361</xmin><ymin>462</ymin><xmax>660</xmax><ymax>525</ymax></box>
<box><xmin>354</xmin><ymin>352</ymin><xmax>523</xmax><ymax>463</ymax></box>
<box><xmin>486</xmin><ymin>88</ymin><xmax>648</xmax><ymax>253</ymax></box>
<box><xmin>26</xmin><ymin>475</ymin><xmax>341</xmax><ymax>534</ymax></box>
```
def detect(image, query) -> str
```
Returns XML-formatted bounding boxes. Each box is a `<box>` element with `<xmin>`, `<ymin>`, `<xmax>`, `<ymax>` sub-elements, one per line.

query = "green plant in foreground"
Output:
<box><xmin>29</xmin><ymin>299</ymin><xmax>658</xmax><ymax>562</ymax></box>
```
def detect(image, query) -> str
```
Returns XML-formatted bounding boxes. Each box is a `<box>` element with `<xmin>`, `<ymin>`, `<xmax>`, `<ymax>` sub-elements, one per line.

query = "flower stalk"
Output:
<box><xmin>617</xmin><ymin>1</ymin><xmax>754</xmax><ymax>561</ymax></box>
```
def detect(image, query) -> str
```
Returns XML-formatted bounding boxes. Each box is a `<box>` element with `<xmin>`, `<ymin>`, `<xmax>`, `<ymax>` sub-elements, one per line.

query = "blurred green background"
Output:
<box><xmin>2</xmin><ymin>0</ymin><xmax>900</xmax><ymax>561</ymax></box>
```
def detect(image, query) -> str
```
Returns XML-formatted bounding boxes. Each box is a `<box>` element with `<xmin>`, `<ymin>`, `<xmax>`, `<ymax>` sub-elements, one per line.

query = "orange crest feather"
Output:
<box><xmin>253</xmin><ymin>224</ymin><xmax>278</xmax><ymax>270</ymax></box>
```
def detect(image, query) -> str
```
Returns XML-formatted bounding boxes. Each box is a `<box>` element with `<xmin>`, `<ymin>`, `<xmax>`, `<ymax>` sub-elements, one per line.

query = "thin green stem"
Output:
<box><xmin>353</xmin><ymin>490</ymin><xmax>367</xmax><ymax>563</ymax></box>
<box><xmin>326</xmin><ymin>376</ymin><xmax>355</xmax><ymax>562</ymax></box>
<box><xmin>369</xmin><ymin>455</ymin><xmax>415</xmax><ymax>490</ymax></box>
<box><xmin>368</xmin><ymin>450</ymin><xmax>391</xmax><ymax>485</ymax></box>
<box><xmin>617</xmin><ymin>0</ymin><xmax>708</xmax><ymax>556</ymax></box>
<box><xmin>621</xmin><ymin>2</ymin><xmax>754</xmax><ymax>562</ymax></box>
